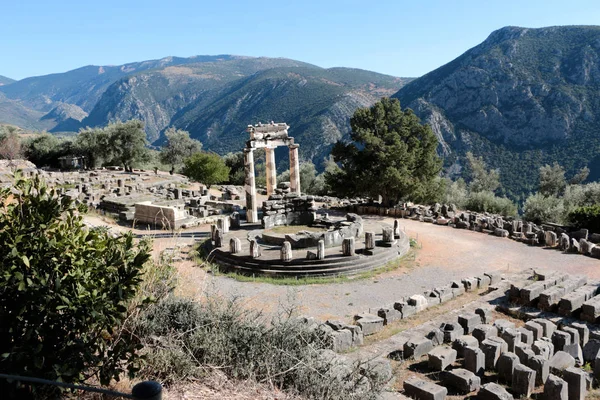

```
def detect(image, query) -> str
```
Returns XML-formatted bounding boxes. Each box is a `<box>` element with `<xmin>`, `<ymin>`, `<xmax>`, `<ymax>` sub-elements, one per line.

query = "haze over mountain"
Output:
<box><xmin>393</xmin><ymin>25</ymin><xmax>600</xmax><ymax>199</ymax></box>
<box><xmin>0</xmin><ymin>76</ymin><xmax>14</xmax><ymax>86</ymax></box>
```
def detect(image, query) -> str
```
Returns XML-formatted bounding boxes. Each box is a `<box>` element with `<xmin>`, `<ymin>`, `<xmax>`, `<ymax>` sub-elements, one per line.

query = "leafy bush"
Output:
<box><xmin>569</xmin><ymin>205</ymin><xmax>600</xmax><ymax>233</ymax></box>
<box><xmin>443</xmin><ymin>178</ymin><xmax>468</xmax><ymax>208</ymax></box>
<box><xmin>522</xmin><ymin>193</ymin><xmax>565</xmax><ymax>224</ymax></box>
<box><xmin>182</xmin><ymin>152</ymin><xmax>230</xmax><ymax>188</ymax></box>
<box><xmin>134</xmin><ymin>295</ymin><xmax>384</xmax><ymax>399</ymax></box>
<box><xmin>464</xmin><ymin>190</ymin><xmax>518</xmax><ymax>216</ymax></box>
<box><xmin>0</xmin><ymin>174</ymin><xmax>151</xmax><ymax>398</ymax></box>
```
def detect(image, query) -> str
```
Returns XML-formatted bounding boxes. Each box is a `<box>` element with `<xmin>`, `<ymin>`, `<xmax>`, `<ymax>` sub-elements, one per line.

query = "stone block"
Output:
<box><xmin>426</xmin><ymin>328</ymin><xmax>444</xmax><ymax>346</ymax></box>
<box><xmin>561</xmin><ymin>326</ymin><xmax>581</xmax><ymax>348</ymax></box>
<box><xmin>595</xmin><ymin>354</ymin><xmax>600</xmax><ymax>381</ymax></box>
<box><xmin>404</xmin><ymin>336</ymin><xmax>434</xmax><ymax>359</ymax></box>
<box><xmin>521</xmin><ymin>281</ymin><xmax>550</xmax><ymax>304</ymax></box>
<box><xmin>481</xmin><ymin>337</ymin><xmax>505</xmax><ymax>370</ymax></box>
<box><xmin>563</xmin><ymin>343</ymin><xmax>584</xmax><ymax>366</ymax></box>
<box><xmin>533</xmin><ymin>339</ymin><xmax>554</xmax><ymax>360</ymax></box>
<box><xmin>461</xmin><ymin>277</ymin><xmax>478</xmax><ymax>292</ymax></box>
<box><xmin>403</xmin><ymin>378</ymin><xmax>447</xmax><ymax>400</ymax></box>
<box><xmin>581</xmin><ymin>295</ymin><xmax>600</xmax><ymax>323</ymax></box>
<box><xmin>552</xmin><ymin>330</ymin><xmax>572</xmax><ymax>352</ymax></box>
<box><xmin>517</xmin><ymin>327</ymin><xmax>534</xmax><ymax>346</ymax></box>
<box><xmin>524</xmin><ymin>320</ymin><xmax>544</xmax><ymax>341</ymax></box>
<box><xmin>394</xmin><ymin>300</ymin><xmax>417</xmax><ymax>319</ymax></box>
<box><xmin>527</xmin><ymin>354</ymin><xmax>550</xmax><ymax>385</ymax></box>
<box><xmin>515</xmin><ymin>344</ymin><xmax>536</xmax><ymax>365</ymax></box>
<box><xmin>563</xmin><ymin>367</ymin><xmax>587</xmax><ymax>400</ymax></box>
<box><xmin>450</xmin><ymin>280</ymin><xmax>466</xmax><ymax>297</ymax></box>
<box><xmin>484</xmin><ymin>272</ymin><xmax>501</xmax><ymax>285</ymax></box>
<box><xmin>440</xmin><ymin>321</ymin><xmax>462</xmax><ymax>343</ymax></box>
<box><xmin>478</xmin><ymin>383</ymin><xmax>514</xmax><ymax>400</ymax></box>
<box><xmin>544</xmin><ymin>374</ymin><xmax>568</xmax><ymax>400</ymax></box>
<box><xmin>453</xmin><ymin>335</ymin><xmax>479</xmax><ymax>358</ymax></box>
<box><xmin>501</xmin><ymin>328</ymin><xmax>521</xmax><ymax>352</ymax></box>
<box><xmin>428</xmin><ymin>347</ymin><xmax>457</xmax><ymax>371</ymax></box>
<box><xmin>559</xmin><ymin>284</ymin><xmax>598</xmax><ymax>316</ymax></box>
<box><xmin>584</xmin><ymin>339</ymin><xmax>600</xmax><ymax>362</ymax></box>
<box><xmin>442</xmin><ymin>368</ymin><xmax>480</xmax><ymax>394</ymax></box>
<box><xmin>494</xmin><ymin>319</ymin><xmax>515</xmax><ymax>334</ymax></box>
<box><xmin>533</xmin><ymin>318</ymin><xmax>557</xmax><ymax>338</ymax></box>
<box><xmin>408</xmin><ymin>294</ymin><xmax>428</xmax><ymax>312</ymax></box>
<box><xmin>475</xmin><ymin>307</ymin><xmax>492</xmax><ymax>324</ymax></box>
<box><xmin>330</xmin><ymin>329</ymin><xmax>353</xmax><ymax>352</ymax></box>
<box><xmin>354</xmin><ymin>313</ymin><xmax>384</xmax><ymax>336</ymax></box>
<box><xmin>497</xmin><ymin>352</ymin><xmax>520</xmax><ymax>384</ymax></box>
<box><xmin>464</xmin><ymin>345</ymin><xmax>485</xmax><ymax>376</ymax></box>
<box><xmin>570</xmin><ymin>322</ymin><xmax>589</xmax><ymax>347</ymax></box>
<box><xmin>512</xmin><ymin>364</ymin><xmax>536</xmax><ymax>398</ymax></box>
<box><xmin>477</xmin><ymin>274</ymin><xmax>491</xmax><ymax>288</ymax></box>
<box><xmin>458</xmin><ymin>312</ymin><xmax>481</xmax><ymax>334</ymax></box>
<box><xmin>473</xmin><ymin>324</ymin><xmax>498</xmax><ymax>344</ymax></box>
<box><xmin>377</xmin><ymin>306</ymin><xmax>402</xmax><ymax>325</ymax></box>
<box><xmin>549</xmin><ymin>351</ymin><xmax>576</xmax><ymax>375</ymax></box>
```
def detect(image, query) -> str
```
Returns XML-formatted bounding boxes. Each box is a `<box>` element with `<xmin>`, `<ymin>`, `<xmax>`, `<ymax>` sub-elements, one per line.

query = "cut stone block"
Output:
<box><xmin>440</xmin><ymin>321</ymin><xmax>462</xmax><ymax>343</ymax></box>
<box><xmin>475</xmin><ymin>307</ymin><xmax>492</xmax><ymax>324</ymax></box>
<box><xmin>481</xmin><ymin>337</ymin><xmax>506</xmax><ymax>370</ymax></box>
<box><xmin>515</xmin><ymin>344</ymin><xmax>536</xmax><ymax>365</ymax></box>
<box><xmin>404</xmin><ymin>336</ymin><xmax>434</xmax><ymax>359</ymax></box>
<box><xmin>497</xmin><ymin>352</ymin><xmax>520</xmax><ymax>384</ymax></box>
<box><xmin>477</xmin><ymin>274</ymin><xmax>491</xmax><ymax>289</ymax></box>
<box><xmin>450</xmin><ymin>280</ymin><xmax>466</xmax><ymax>297</ymax></box>
<box><xmin>394</xmin><ymin>300</ymin><xmax>417</xmax><ymax>319</ymax></box>
<box><xmin>458</xmin><ymin>312</ymin><xmax>481</xmax><ymax>334</ymax></box>
<box><xmin>426</xmin><ymin>328</ymin><xmax>444</xmax><ymax>346</ymax></box>
<box><xmin>433</xmin><ymin>286</ymin><xmax>453</xmax><ymax>303</ymax></box>
<box><xmin>595</xmin><ymin>354</ymin><xmax>600</xmax><ymax>381</ymax></box>
<box><xmin>563</xmin><ymin>367</ymin><xmax>587</xmax><ymax>400</ymax></box>
<box><xmin>512</xmin><ymin>364</ymin><xmax>536</xmax><ymax>398</ymax></box>
<box><xmin>330</xmin><ymin>329</ymin><xmax>353</xmax><ymax>352</ymax></box>
<box><xmin>544</xmin><ymin>374</ymin><xmax>568</xmax><ymax>400</ymax></box>
<box><xmin>552</xmin><ymin>330</ymin><xmax>572</xmax><ymax>352</ymax></box>
<box><xmin>570</xmin><ymin>322</ymin><xmax>589</xmax><ymax>347</ymax></box>
<box><xmin>462</xmin><ymin>277</ymin><xmax>478</xmax><ymax>292</ymax></box>
<box><xmin>501</xmin><ymin>328</ymin><xmax>521</xmax><ymax>352</ymax></box>
<box><xmin>549</xmin><ymin>351</ymin><xmax>576</xmax><ymax>375</ymax></box>
<box><xmin>464</xmin><ymin>345</ymin><xmax>485</xmax><ymax>376</ymax></box>
<box><xmin>524</xmin><ymin>321</ymin><xmax>544</xmax><ymax>341</ymax></box>
<box><xmin>561</xmin><ymin>326</ymin><xmax>581</xmax><ymax>348</ymax></box>
<box><xmin>494</xmin><ymin>319</ymin><xmax>515</xmax><ymax>334</ymax></box>
<box><xmin>354</xmin><ymin>313</ymin><xmax>384</xmax><ymax>336</ymax></box>
<box><xmin>581</xmin><ymin>294</ymin><xmax>600</xmax><ymax>323</ymax></box>
<box><xmin>442</xmin><ymin>368</ymin><xmax>480</xmax><ymax>394</ymax></box>
<box><xmin>452</xmin><ymin>335</ymin><xmax>479</xmax><ymax>358</ymax></box>
<box><xmin>563</xmin><ymin>343</ymin><xmax>584</xmax><ymax>366</ymax></box>
<box><xmin>584</xmin><ymin>339</ymin><xmax>600</xmax><ymax>362</ymax></box>
<box><xmin>403</xmin><ymin>378</ymin><xmax>447</xmax><ymax>400</ymax></box>
<box><xmin>533</xmin><ymin>318</ymin><xmax>557</xmax><ymax>339</ymax></box>
<box><xmin>377</xmin><ymin>306</ymin><xmax>402</xmax><ymax>325</ymax></box>
<box><xmin>517</xmin><ymin>327</ymin><xmax>534</xmax><ymax>346</ymax></box>
<box><xmin>428</xmin><ymin>346</ymin><xmax>457</xmax><ymax>371</ymax></box>
<box><xmin>473</xmin><ymin>324</ymin><xmax>498</xmax><ymax>344</ymax></box>
<box><xmin>559</xmin><ymin>284</ymin><xmax>599</xmax><ymax>316</ymax></box>
<box><xmin>521</xmin><ymin>281</ymin><xmax>552</xmax><ymax>304</ymax></box>
<box><xmin>408</xmin><ymin>294</ymin><xmax>429</xmax><ymax>312</ymax></box>
<box><xmin>478</xmin><ymin>382</ymin><xmax>514</xmax><ymax>400</ymax></box>
<box><xmin>527</xmin><ymin>354</ymin><xmax>550</xmax><ymax>385</ymax></box>
<box><xmin>533</xmin><ymin>339</ymin><xmax>554</xmax><ymax>360</ymax></box>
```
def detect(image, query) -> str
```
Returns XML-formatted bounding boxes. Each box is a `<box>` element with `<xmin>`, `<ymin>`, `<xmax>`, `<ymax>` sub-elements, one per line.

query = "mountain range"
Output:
<box><xmin>2</xmin><ymin>25</ymin><xmax>600</xmax><ymax>198</ymax></box>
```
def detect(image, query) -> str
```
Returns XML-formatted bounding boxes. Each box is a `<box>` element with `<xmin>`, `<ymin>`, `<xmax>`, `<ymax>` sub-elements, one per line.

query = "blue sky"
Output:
<box><xmin>2</xmin><ymin>0</ymin><xmax>599</xmax><ymax>80</ymax></box>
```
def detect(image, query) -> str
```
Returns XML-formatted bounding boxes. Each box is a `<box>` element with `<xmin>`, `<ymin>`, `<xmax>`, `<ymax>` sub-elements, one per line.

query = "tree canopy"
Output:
<box><xmin>465</xmin><ymin>152</ymin><xmax>500</xmax><ymax>193</ymax></box>
<box><xmin>539</xmin><ymin>162</ymin><xmax>567</xmax><ymax>196</ymax></box>
<box><xmin>159</xmin><ymin>127</ymin><xmax>202</xmax><ymax>174</ymax></box>
<box><xmin>181</xmin><ymin>152</ymin><xmax>230</xmax><ymax>188</ymax></box>
<box><xmin>325</xmin><ymin>97</ymin><xmax>442</xmax><ymax>204</ymax></box>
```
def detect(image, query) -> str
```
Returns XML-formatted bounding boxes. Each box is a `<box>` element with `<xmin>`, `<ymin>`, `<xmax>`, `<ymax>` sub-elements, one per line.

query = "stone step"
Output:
<box><xmin>539</xmin><ymin>276</ymin><xmax>588</xmax><ymax>311</ymax></box>
<box><xmin>558</xmin><ymin>282</ymin><xmax>600</xmax><ymax>317</ymax></box>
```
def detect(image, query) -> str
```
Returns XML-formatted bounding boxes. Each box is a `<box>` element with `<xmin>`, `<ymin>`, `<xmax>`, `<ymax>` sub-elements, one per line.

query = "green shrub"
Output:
<box><xmin>464</xmin><ymin>190</ymin><xmax>518</xmax><ymax>216</ymax></box>
<box><xmin>523</xmin><ymin>193</ymin><xmax>565</xmax><ymax>224</ymax></box>
<box><xmin>0</xmin><ymin>173</ymin><xmax>151</xmax><ymax>398</ymax></box>
<box><xmin>135</xmin><ymin>295</ymin><xmax>384</xmax><ymax>399</ymax></box>
<box><xmin>569</xmin><ymin>204</ymin><xmax>600</xmax><ymax>233</ymax></box>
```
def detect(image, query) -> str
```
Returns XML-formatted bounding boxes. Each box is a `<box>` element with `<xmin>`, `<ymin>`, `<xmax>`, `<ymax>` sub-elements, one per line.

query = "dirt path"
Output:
<box><xmin>174</xmin><ymin>216</ymin><xmax>600</xmax><ymax>321</ymax></box>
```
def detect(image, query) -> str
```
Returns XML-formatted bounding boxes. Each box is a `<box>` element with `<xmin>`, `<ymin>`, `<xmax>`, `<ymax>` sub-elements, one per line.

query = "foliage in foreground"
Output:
<box><xmin>0</xmin><ymin>174</ymin><xmax>152</xmax><ymax>398</ymax></box>
<box><xmin>134</xmin><ymin>295</ymin><xmax>385</xmax><ymax>399</ymax></box>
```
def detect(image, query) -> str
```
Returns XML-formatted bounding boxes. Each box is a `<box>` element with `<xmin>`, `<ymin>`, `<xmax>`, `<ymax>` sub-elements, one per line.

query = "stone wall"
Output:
<box><xmin>134</xmin><ymin>202</ymin><xmax>188</xmax><ymax>229</ymax></box>
<box><xmin>262</xmin><ymin>194</ymin><xmax>317</xmax><ymax>229</ymax></box>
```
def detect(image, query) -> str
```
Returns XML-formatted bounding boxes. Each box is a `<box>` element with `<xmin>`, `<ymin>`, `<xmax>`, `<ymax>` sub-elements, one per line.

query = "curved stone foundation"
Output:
<box><xmin>207</xmin><ymin>230</ymin><xmax>410</xmax><ymax>277</ymax></box>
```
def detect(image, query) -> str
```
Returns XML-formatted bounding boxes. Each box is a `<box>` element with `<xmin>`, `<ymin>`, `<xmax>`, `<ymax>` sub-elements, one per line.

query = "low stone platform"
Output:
<box><xmin>207</xmin><ymin>224</ymin><xmax>410</xmax><ymax>277</ymax></box>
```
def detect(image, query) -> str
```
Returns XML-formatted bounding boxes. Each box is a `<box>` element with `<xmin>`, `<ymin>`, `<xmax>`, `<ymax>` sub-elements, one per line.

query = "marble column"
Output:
<box><xmin>265</xmin><ymin>147</ymin><xmax>277</xmax><ymax>196</ymax></box>
<box><xmin>244</xmin><ymin>148</ymin><xmax>258</xmax><ymax>223</ymax></box>
<box><xmin>289</xmin><ymin>144</ymin><xmax>301</xmax><ymax>194</ymax></box>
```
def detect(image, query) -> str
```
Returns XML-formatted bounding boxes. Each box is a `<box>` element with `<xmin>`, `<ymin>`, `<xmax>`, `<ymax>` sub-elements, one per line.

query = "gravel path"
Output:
<box><xmin>175</xmin><ymin>216</ymin><xmax>600</xmax><ymax>321</ymax></box>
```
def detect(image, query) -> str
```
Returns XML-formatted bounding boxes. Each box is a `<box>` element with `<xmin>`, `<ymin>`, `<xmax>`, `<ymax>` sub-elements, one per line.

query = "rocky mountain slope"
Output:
<box><xmin>393</xmin><ymin>25</ymin><xmax>600</xmax><ymax>199</ymax></box>
<box><xmin>0</xmin><ymin>75</ymin><xmax>14</xmax><ymax>86</ymax></box>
